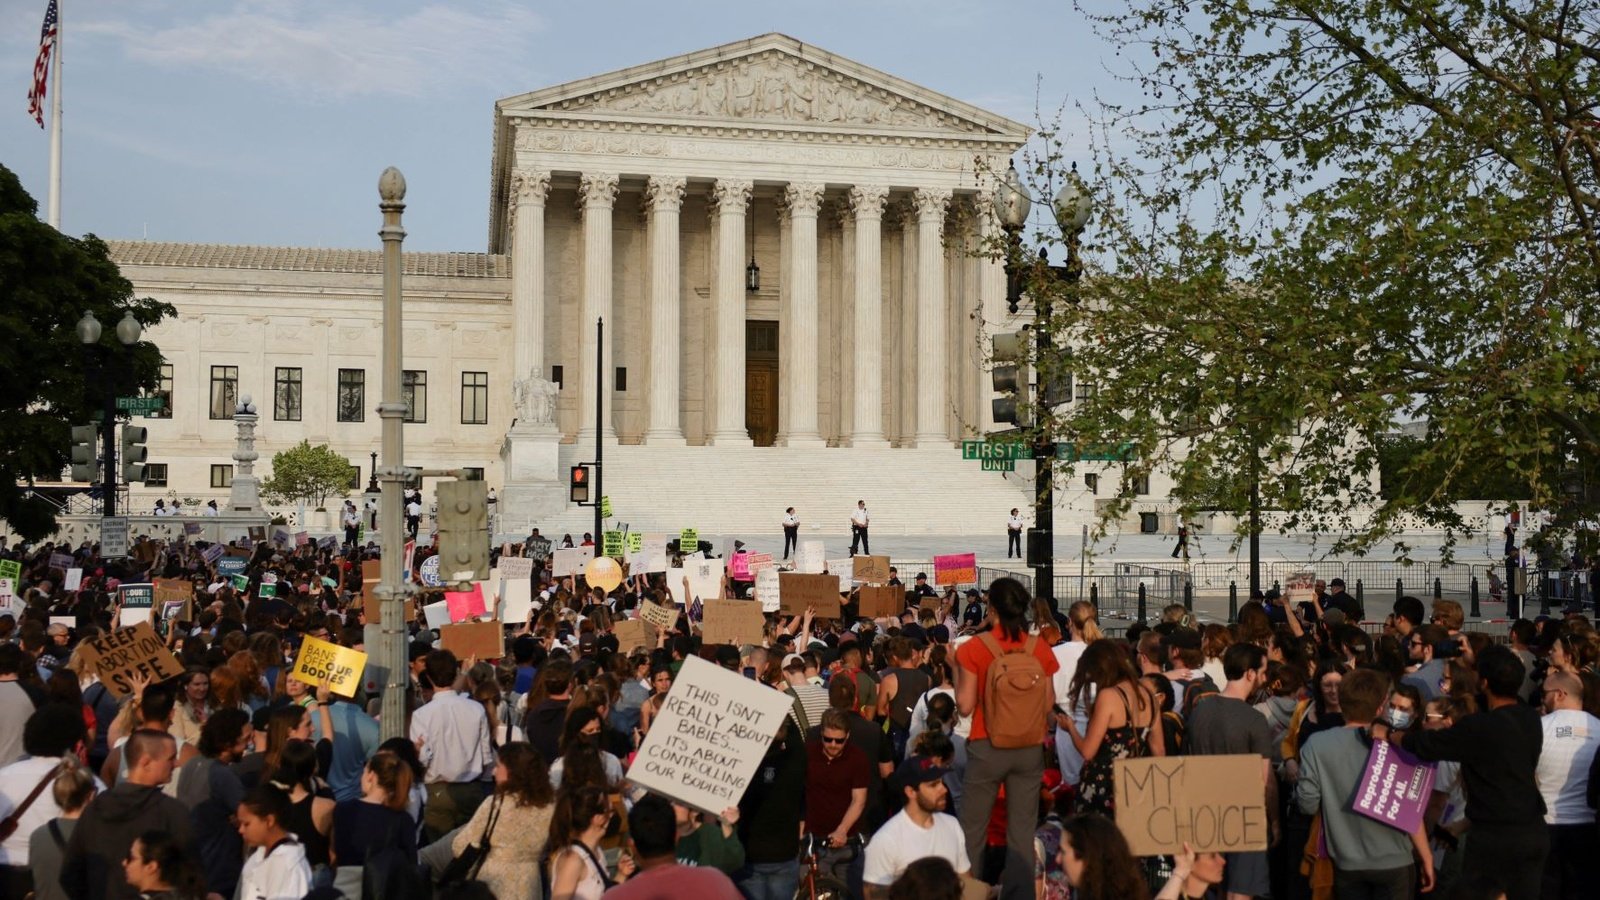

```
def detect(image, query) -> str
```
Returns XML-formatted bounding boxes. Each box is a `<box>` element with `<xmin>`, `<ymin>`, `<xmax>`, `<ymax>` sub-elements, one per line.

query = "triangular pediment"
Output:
<box><xmin>497</xmin><ymin>33</ymin><xmax>1028</xmax><ymax>139</ymax></box>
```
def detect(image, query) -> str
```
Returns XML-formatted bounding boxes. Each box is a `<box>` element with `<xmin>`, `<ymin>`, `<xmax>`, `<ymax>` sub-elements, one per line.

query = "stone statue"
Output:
<box><xmin>513</xmin><ymin>376</ymin><xmax>559</xmax><ymax>427</ymax></box>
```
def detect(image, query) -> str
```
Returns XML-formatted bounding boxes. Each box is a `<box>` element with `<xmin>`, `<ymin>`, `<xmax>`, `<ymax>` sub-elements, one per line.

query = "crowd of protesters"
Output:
<box><xmin>0</xmin><ymin>529</ymin><xmax>1591</xmax><ymax>900</ymax></box>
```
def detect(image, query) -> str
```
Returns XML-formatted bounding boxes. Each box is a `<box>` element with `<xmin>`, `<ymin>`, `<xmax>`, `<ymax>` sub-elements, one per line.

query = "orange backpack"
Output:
<box><xmin>978</xmin><ymin>632</ymin><xmax>1050</xmax><ymax>749</ymax></box>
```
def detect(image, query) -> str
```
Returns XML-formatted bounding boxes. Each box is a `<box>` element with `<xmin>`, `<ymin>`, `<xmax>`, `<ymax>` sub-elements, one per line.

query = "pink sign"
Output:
<box><xmin>933</xmin><ymin>552</ymin><xmax>977</xmax><ymax>586</ymax></box>
<box><xmin>444</xmin><ymin>583</ymin><xmax>487</xmax><ymax>623</ymax></box>
<box><xmin>729</xmin><ymin>553</ymin><xmax>751</xmax><ymax>581</ymax></box>
<box><xmin>1351</xmin><ymin>739</ymin><xmax>1435</xmax><ymax>833</ymax></box>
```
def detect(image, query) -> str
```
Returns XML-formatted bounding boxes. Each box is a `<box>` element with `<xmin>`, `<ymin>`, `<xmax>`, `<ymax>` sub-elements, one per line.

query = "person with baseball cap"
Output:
<box><xmin>861</xmin><ymin>755</ymin><xmax>971</xmax><ymax>898</ymax></box>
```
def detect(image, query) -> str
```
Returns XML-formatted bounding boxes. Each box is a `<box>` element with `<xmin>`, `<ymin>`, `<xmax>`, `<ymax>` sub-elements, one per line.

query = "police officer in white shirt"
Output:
<box><xmin>782</xmin><ymin>507</ymin><xmax>800</xmax><ymax>560</ymax></box>
<box><xmin>1007</xmin><ymin>508</ymin><xmax>1025</xmax><ymax>559</ymax></box>
<box><xmin>405</xmin><ymin>497</ymin><xmax>422</xmax><ymax>539</ymax></box>
<box><xmin>849</xmin><ymin>500</ymin><xmax>870</xmax><ymax>555</ymax></box>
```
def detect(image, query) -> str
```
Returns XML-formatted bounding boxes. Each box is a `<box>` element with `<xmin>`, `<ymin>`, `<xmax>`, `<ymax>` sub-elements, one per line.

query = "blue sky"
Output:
<box><xmin>0</xmin><ymin>1</ymin><xmax>1113</xmax><ymax>252</ymax></box>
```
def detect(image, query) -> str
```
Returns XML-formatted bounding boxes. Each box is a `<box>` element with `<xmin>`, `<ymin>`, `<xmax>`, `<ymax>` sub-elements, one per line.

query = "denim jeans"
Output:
<box><xmin>737</xmin><ymin>860</ymin><xmax>799</xmax><ymax>900</ymax></box>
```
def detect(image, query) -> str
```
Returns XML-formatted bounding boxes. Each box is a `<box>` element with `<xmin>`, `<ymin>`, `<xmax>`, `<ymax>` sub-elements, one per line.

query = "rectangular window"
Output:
<box><xmin>346</xmin><ymin>464</ymin><xmax>361</xmax><ymax>490</ymax></box>
<box><xmin>274</xmin><ymin>367</ymin><xmax>302</xmax><ymax>421</ymax></box>
<box><xmin>615</xmin><ymin>367</ymin><xmax>628</xmax><ymax>392</ymax></box>
<box><xmin>463</xmin><ymin>467</ymin><xmax>485</xmax><ymax>482</ymax></box>
<box><xmin>403</xmin><ymin>370</ymin><xmax>427</xmax><ymax>423</ymax></box>
<box><xmin>209</xmin><ymin>366</ymin><xmax>238</xmax><ymax>420</ymax></box>
<box><xmin>1132</xmin><ymin>473</ymin><xmax>1150</xmax><ymax>496</ymax></box>
<box><xmin>210</xmin><ymin>464</ymin><xmax>234</xmax><ymax>489</ymax></box>
<box><xmin>144</xmin><ymin>463</ymin><xmax>168</xmax><ymax>488</ymax></box>
<box><xmin>149</xmin><ymin>364</ymin><xmax>173</xmax><ymax>419</ymax></box>
<box><xmin>1076</xmin><ymin>380</ymin><xmax>1098</xmax><ymax>402</ymax></box>
<box><xmin>461</xmin><ymin>371</ymin><xmax>488</xmax><ymax>425</ymax></box>
<box><xmin>337</xmin><ymin>369</ymin><xmax>365</xmax><ymax>423</ymax></box>
<box><xmin>551</xmin><ymin>365</ymin><xmax>563</xmax><ymax>389</ymax></box>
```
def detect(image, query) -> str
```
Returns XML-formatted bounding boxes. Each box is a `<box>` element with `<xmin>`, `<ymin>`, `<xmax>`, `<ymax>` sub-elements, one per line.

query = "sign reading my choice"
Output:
<box><xmin>1114</xmin><ymin>755</ymin><xmax>1269</xmax><ymax>856</ymax></box>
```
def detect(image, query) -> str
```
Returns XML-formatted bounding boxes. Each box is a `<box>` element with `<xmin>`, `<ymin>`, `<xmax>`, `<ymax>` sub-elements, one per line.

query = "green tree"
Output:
<box><xmin>1006</xmin><ymin>0</ymin><xmax>1600</xmax><ymax>556</ymax></box>
<box><xmin>0</xmin><ymin>164</ymin><xmax>175</xmax><ymax>540</ymax></box>
<box><xmin>260</xmin><ymin>440</ymin><xmax>354</xmax><ymax>511</ymax></box>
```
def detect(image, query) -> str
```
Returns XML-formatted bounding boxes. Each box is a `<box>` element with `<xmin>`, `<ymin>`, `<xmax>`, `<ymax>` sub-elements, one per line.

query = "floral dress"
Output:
<box><xmin>1075</xmin><ymin>687</ymin><xmax>1152</xmax><ymax>818</ymax></box>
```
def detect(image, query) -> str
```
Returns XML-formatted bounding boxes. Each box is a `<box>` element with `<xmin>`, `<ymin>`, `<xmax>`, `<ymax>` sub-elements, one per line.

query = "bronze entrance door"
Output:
<box><xmin>746</xmin><ymin>321</ymin><xmax>779</xmax><ymax>447</ymax></box>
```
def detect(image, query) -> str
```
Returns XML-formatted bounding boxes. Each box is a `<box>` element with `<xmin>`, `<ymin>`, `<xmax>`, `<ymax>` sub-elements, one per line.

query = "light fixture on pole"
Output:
<box><xmin>745</xmin><ymin>203</ymin><xmax>760</xmax><ymax>293</ymax></box>
<box><xmin>995</xmin><ymin>163</ymin><xmax>1031</xmax><ymax>314</ymax></box>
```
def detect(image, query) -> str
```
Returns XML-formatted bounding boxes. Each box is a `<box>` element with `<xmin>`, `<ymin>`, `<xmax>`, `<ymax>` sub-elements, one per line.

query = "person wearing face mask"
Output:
<box><xmin>1297</xmin><ymin>668</ymin><xmax>1435</xmax><ymax>899</ymax></box>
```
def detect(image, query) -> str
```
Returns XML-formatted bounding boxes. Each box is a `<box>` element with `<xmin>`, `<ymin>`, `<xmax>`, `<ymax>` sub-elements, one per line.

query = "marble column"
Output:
<box><xmin>510</xmin><ymin>170</ymin><xmax>551</xmax><ymax>389</ymax></box>
<box><xmin>578</xmin><ymin>172</ymin><xmax>619</xmax><ymax>443</ymax></box>
<box><xmin>780</xmin><ymin>182</ymin><xmax>826</xmax><ymax>446</ymax></box>
<box><xmin>708</xmin><ymin>179</ymin><xmax>753</xmax><ymax>445</ymax></box>
<box><xmin>832</xmin><ymin>200</ymin><xmax>855</xmax><ymax>445</ymax></box>
<box><xmin>896</xmin><ymin>202</ymin><xmax>918</xmax><ymax>444</ymax></box>
<box><xmin>912</xmin><ymin>187</ymin><xmax>951</xmax><ymax>446</ymax></box>
<box><xmin>643</xmin><ymin>176</ymin><xmax>686</xmax><ymax>444</ymax></box>
<box><xmin>849</xmin><ymin>185</ymin><xmax>890</xmax><ymax>447</ymax></box>
<box><xmin>975</xmin><ymin>197</ymin><xmax>1007</xmax><ymax>433</ymax></box>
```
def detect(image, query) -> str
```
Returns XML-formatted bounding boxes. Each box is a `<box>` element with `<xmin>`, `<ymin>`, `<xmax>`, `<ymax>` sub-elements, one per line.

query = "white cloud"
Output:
<box><xmin>81</xmin><ymin>1</ymin><xmax>546</xmax><ymax>100</ymax></box>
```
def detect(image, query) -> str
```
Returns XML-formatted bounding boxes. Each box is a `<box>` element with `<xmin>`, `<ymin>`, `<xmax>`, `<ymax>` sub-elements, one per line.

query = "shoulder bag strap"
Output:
<box><xmin>576</xmin><ymin>840</ymin><xmax>615</xmax><ymax>889</ymax></box>
<box><xmin>47</xmin><ymin>818</ymin><xmax>66</xmax><ymax>850</ymax></box>
<box><xmin>0</xmin><ymin>763</ymin><xmax>63</xmax><ymax>833</ymax></box>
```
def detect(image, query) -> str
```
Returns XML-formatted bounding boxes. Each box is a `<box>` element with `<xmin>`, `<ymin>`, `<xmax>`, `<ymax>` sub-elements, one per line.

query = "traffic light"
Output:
<box><xmin>70</xmin><ymin>425</ymin><xmax>97</xmax><ymax>482</ymax></box>
<box><xmin>991</xmin><ymin>331</ymin><xmax>1027</xmax><ymax>426</ymax></box>
<box><xmin>569</xmin><ymin>465</ymin><xmax>590</xmax><ymax>504</ymax></box>
<box><xmin>435</xmin><ymin>479</ymin><xmax>489</xmax><ymax>589</ymax></box>
<box><xmin>120</xmin><ymin>425</ymin><xmax>148</xmax><ymax>484</ymax></box>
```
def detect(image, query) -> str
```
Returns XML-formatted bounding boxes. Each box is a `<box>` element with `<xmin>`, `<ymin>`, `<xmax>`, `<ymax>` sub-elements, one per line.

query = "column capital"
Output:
<box><xmin>578</xmin><ymin>172</ymin><xmax>620</xmax><ymax>209</ymax></box>
<box><xmin>511</xmin><ymin>169</ymin><xmax>552</xmax><ymax>206</ymax></box>
<box><xmin>913</xmin><ymin>187</ymin><xmax>952</xmax><ymax>221</ymax></box>
<box><xmin>849</xmin><ymin>185</ymin><xmax>890</xmax><ymax>220</ymax></box>
<box><xmin>784</xmin><ymin>182</ymin><xmax>826</xmax><ymax>216</ymax></box>
<box><xmin>710</xmin><ymin>179</ymin><xmax>752</xmax><ymax>213</ymax></box>
<box><xmin>645</xmin><ymin>175</ymin><xmax>687</xmax><ymax>212</ymax></box>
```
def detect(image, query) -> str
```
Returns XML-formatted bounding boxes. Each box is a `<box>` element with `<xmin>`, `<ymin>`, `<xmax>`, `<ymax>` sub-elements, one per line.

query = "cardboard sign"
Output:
<box><xmin>614</xmin><ymin>618</ymin><xmax>651</xmax><ymax>655</ymax></box>
<box><xmin>444</xmin><ymin>583</ymin><xmax>488</xmax><ymax>622</ymax></box>
<box><xmin>624</xmin><ymin>655</ymin><xmax>792</xmax><ymax>815</ymax></box>
<box><xmin>64</xmin><ymin>568</ymin><xmax>83</xmax><ymax>592</ymax></box>
<box><xmin>553</xmin><ymin>546</ymin><xmax>594</xmax><ymax>577</ymax></box>
<box><xmin>100</xmin><ymin>517</ymin><xmax>130</xmax><ymax>558</ymax></box>
<box><xmin>639</xmin><ymin>599</ymin><xmax>680</xmax><ymax>632</ymax></box>
<box><xmin>360</xmin><ymin>559</ymin><xmax>382</xmax><ymax>605</ymax></box>
<box><xmin>439</xmin><ymin>620</ymin><xmax>505</xmax><ymax>660</ymax></box>
<box><xmin>1351</xmin><ymin>739</ymin><xmax>1436</xmax><ymax>833</ymax></box>
<box><xmin>701</xmin><ymin>599</ymin><xmax>766</xmax><ymax>647</ymax></box>
<box><xmin>933</xmin><ymin>553</ymin><xmax>978</xmax><ymax>586</ymax></box>
<box><xmin>119</xmin><ymin>583</ymin><xmax>155</xmax><ymax>625</ymax></box>
<box><xmin>853</xmin><ymin>555</ymin><xmax>891</xmax><ymax>584</ymax></box>
<box><xmin>920</xmin><ymin>596</ymin><xmax>942</xmax><ymax>614</ymax></box>
<box><xmin>602</xmin><ymin>531</ymin><xmax>626</xmax><ymax>559</ymax></box>
<box><xmin>80</xmin><ymin>622</ymin><xmax>184</xmax><ymax>697</ymax></box>
<box><xmin>1114</xmin><ymin>755</ymin><xmax>1269</xmax><ymax>856</ymax></box>
<box><xmin>153</xmin><ymin>578</ymin><xmax>194</xmax><ymax>620</ymax></box>
<box><xmin>1285</xmin><ymin>570</ymin><xmax>1316</xmax><ymax>607</ymax></box>
<box><xmin>859</xmin><ymin>585</ymin><xmax>906</xmax><ymax>619</ymax></box>
<box><xmin>754</xmin><ymin>567</ymin><xmax>781</xmax><ymax>613</ymax></box>
<box><xmin>500</xmin><ymin>579</ymin><xmax>534</xmax><ymax>624</ymax></box>
<box><xmin>795</xmin><ymin>541</ymin><xmax>825</xmax><ymax>574</ymax></box>
<box><xmin>290</xmin><ymin>636</ymin><xmax>368</xmax><ymax>697</ymax></box>
<box><xmin>499</xmin><ymin>557</ymin><xmax>534</xmax><ymax>581</ymax></box>
<box><xmin>778</xmin><ymin>573</ymin><xmax>841</xmax><ymax>617</ymax></box>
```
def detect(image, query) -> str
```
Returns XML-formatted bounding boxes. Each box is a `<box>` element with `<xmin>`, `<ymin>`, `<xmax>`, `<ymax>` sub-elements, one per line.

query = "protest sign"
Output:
<box><xmin>290</xmin><ymin>636</ymin><xmax>368</xmax><ymax>697</ymax></box>
<box><xmin>639</xmin><ymin>599</ymin><xmax>680</xmax><ymax>632</ymax></box>
<box><xmin>0</xmin><ymin>580</ymin><xmax>15</xmax><ymax>616</ymax></box>
<box><xmin>499</xmin><ymin>557</ymin><xmax>534</xmax><ymax>581</ymax></box>
<box><xmin>679</xmin><ymin>528</ymin><xmax>698</xmax><ymax>551</ymax></box>
<box><xmin>247</xmin><ymin>526</ymin><xmax>267</xmax><ymax>544</ymax></box>
<box><xmin>418</xmin><ymin>555</ymin><xmax>444</xmax><ymax>587</ymax></box>
<box><xmin>119</xmin><ymin>583</ymin><xmax>155</xmax><ymax>625</ymax></box>
<box><xmin>859</xmin><ymin>585</ymin><xmax>906</xmax><ymax>619</ymax></box>
<box><xmin>444</xmin><ymin>583</ymin><xmax>488</xmax><ymax>622</ymax></box>
<box><xmin>702</xmin><ymin>599</ymin><xmax>766</xmax><ymax>646</ymax></box>
<box><xmin>500</xmin><ymin>579</ymin><xmax>534</xmax><ymax>624</ymax></box>
<box><xmin>526</xmin><ymin>536</ymin><xmax>553</xmax><ymax>560</ymax></box>
<box><xmin>933</xmin><ymin>553</ymin><xmax>978</xmax><ymax>586</ymax></box>
<box><xmin>637</xmin><ymin>546</ymin><xmax>669</xmax><ymax>575</ymax></box>
<box><xmin>0</xmin><ymin>560</ymin><xmax>20</xmax><ymax>582</ymax></box>
<box><xmin>153</xmin><ymin>578</ymin><xmax>194</xmax><ymax>620</ymax></box>
<box><xmin>853</xmin><ymin>555</ymin><xmax>891</xmax><ymax>584</ymax></box>
<box><xmin>360</xmin><ymin>559</ymin><xmax>382</xmax><ymax>602</ymax></box>
<box><xmin>421</xmin><ymin>600</ymin><xmax>452</xmax><ymax>631</ymax></box>
<box><xmin>626</xmin><ymin>532</ymin><xmax>644</xmax><ymax>554</ymax></box>
<box><xmin>48</xmin><ymin>553</ymin><xmax>73</xmax><ymax>571</ymax></box>
<box><xmin>687</xmin><ymin>559</ymin><xmax>721</xmax><ymax>604</ymax></box>
<box><xmin>1351</xmin><ymin>739</ymin><xmax>1436</xmax><ymax>833</ymax></box>
<box><xmin>625</xmin><ymin>655</ymin><xmax>792</xmax><ymax>815</ymax></box>
<box><xmin>270</xmin><ymin>526</ymin><xmax>293</xmax><ymax>549</ymax></box>
<box><xmin>666</xmin><ymin>568</ymin><xmax>689</xmax><ymax>605</ymax></box>
<box><xmin>100</xmin><ymin>517</ymin><xmax>129</xmax><ymax>558</ymax></box>
<box><xmin>317</xmin><ymin>535</ymin><xmax>338</xmax><ymax>551</ymax></box>
<box><xmin>826</xmin><ymin>559</ymin><xmax>853</xmax><ymax>592</ymax></box>
<box><xmin>796</xmin><ymin>541</ymin><xmax>825</xmax><ymax>574</ymax></box>
<box><xmin>439</xmin><ymin>620</ymin><xmax>505</xmax><ymax>660</ymax></box>
<box><xmin>64</xmin><ymin>568</ymin><xmax>83</xmax><ymax>592</ymax></box>
<box><xmin>230</xmin><ymin>574</ymin><xmax>249</xmax><ymax>593</ymax></box>
<box><xmin>258</xmin><ymin>584</ymin><xmax>277</xmax><ymax>599</ymax></box>
<box><xmin>294</xmin><ymin>531</ymin><xmax>309</xmax><ymax>547</ymax></box>
<box><xmin>80</xmin><ymin>622</ymin><xmax>184</xmax><ymax>697</ymax></box>
<box><xmin>218</xmin><ymin>557</ymin><xmax>246</xmax><ymax>578</ymax></box>
<box><xmin>1115</xmin><ymin>755</ymin><xmax>1269</xmax><ymax>856</ymax></box>
<box><xmin>552</xmin><ymin>547</ymin><xmax>594</xmax><ymax>577</ymax></box>
<box><xmin>602</xmin><ymin>531</ymin><xmax>625</xmax><ymax>559</ymax></box>
<box><xmin>1285</xmin><ymin>570</ymin><xmax>1316</xmax><ymax>607</ymax></box>
<box><xmin>584</xmin><ymin>556</ymin><xmax>625</xmax><ymax>593</ymax></box>
<box><xmin>754</xmin><ymin>567</ymin><xmax>781</xmax><ymax>613</ymax></box>
<box><xmin>920</xmin><ymin>596</ymin><xmax>942</xmax><ymax>614</ymax></box>
<box><xmin>614</xmin><ymin>619</ymin><xmax>651</xmax><ymax>655</ymax></box>
<box><xmin>202</xmin><ymin>544</ymin><xmax>226</xmax><ymax>565</ymax></box>
<box><xmin>728</xmin><ymin>554</ymin><xmax>751</xmax><ymax>581</ymax></box>
<box><xmin>778</xmin><ymin>573</ymin><xmax>842</xmax><ymax>617</ymax></box>
<box><xmin>745</xmin><ymin>553</ymin><xmax>774</xmax><ymax>576</ymax></box>
<box><xmin>183</xmin><ymin>522</ymin><xmax>202</xmax><ymax>537</ymax></box>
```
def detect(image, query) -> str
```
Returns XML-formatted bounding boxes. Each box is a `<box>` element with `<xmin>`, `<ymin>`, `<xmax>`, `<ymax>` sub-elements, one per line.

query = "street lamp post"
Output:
<box><xmin>76</xmin><ymin>310</ymin><xmax>142</xmax><ymax>517</ymax></box>
<box><xmin>993</xmin><ymin>162</ymin><xmax>1091</xmax><ymax>606</ymax></box>
<box><xmin>374</xmin><ymin>167</ymin><xmax>412</xmax><ymax>740</ymax></box>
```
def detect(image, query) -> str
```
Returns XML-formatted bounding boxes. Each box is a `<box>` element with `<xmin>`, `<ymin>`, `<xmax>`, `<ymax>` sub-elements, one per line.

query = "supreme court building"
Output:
<box><xmin>111</xmin><ymin>34</ymin><xmax>1176</xmax><ymax>537</ymax></box>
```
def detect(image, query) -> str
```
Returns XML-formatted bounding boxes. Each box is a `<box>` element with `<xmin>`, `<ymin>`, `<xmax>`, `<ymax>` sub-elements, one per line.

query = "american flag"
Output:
<box><xmin>26</xmin><ymin>0</ymin><xmax>58</xmax><ymax>128</ymax></box>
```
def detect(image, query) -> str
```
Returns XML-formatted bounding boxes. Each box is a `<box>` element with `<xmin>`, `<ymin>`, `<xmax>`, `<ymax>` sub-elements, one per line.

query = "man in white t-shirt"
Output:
<box><xmin>1536</xmin><ymin>670</ymin><xmax>1600</xmax><ymax>897</ymax></box>
<box><xmin>862</xmin><ymin>755</ymin><xmax>971</xmax><ymax>899</ymax></box>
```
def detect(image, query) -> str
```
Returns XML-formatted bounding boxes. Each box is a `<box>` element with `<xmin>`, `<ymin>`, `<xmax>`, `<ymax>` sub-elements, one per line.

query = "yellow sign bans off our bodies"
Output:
<box><xmin>291</xmin><ymin>636</ymin><xmax>368</xmax><ymax>697</ymax></box>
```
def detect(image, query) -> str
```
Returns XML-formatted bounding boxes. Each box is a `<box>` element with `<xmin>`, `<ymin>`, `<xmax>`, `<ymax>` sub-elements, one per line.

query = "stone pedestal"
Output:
<box><xmin>499</xmin><ymin>376</ymin><xmax>567</xmax><ymax>534</ymax></box>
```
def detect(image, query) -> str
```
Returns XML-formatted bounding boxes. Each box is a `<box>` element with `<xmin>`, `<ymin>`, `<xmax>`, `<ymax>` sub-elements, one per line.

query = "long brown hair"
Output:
<box><xmin>495</xmin><ymin>742</ymin><xmax>554</xmax><ymax>808</ymax></box>
<box><xmin>1069</xmin><ymin>640</ymin><xmax>1146</xmax><ymax>714</ymax></box>
<box><xmin>1061</xmin><ymin>814</ymin><xmax>1150</xmax><ymax>900</ymax></box>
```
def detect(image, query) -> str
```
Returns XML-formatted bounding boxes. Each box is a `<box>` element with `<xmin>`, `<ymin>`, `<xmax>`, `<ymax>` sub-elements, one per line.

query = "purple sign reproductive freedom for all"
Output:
<box><xmin>1351</xmin><ymin>739</ymin><xmax>1436</xmax><ymax>833</ymax></box>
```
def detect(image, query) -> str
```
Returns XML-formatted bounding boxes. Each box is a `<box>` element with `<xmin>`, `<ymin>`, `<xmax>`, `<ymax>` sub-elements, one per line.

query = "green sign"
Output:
<box><xmin>679</xmin><ymin>528</ymin><xmax>698</xmax><ymax>550</ymax></box>
<box><xmin>600</xmin><ymin>495</ymin><xmax>612</xmax><ymax>518</ymax></box>
<box><xmin>981</xmin><ymin>458</ymin><xmax>1016</xmax><ymax>472</ymax></box>
<box><xmin>115</xmin><ymin>396</ymin><xmax>165</xmax><ymax>415</ymax></box>
<box><xmin>626</xmin><ymin>531</ymin><xmax>644</xmax><ymax>553</ymax></box>
<box><xmin>230</xmin><ymin>574</ymin><xmax>248</xmax><ymax>591</ymax></box>
<box><xmin>0</xmin><ymin>560</ymin><xmax>20</xmax><ymax>582</ymax></box>
<box><xmin>962</xmin><ymin>439</ymin><xmax>1032</xmax><ymax>461</ymax></box>
<box><xmin>259</xmin><ymin>583</ymin><xmax>277</xmax><ymax>598</ymax></box>
<box><xmin>602</xmin><ymin>531</ymin><xmax>625</xmax><ymax>558</ymax></box>
<box><xmin>960</xmin><ymin>439</ymin><xmax>1135</xmax><ymax>463</ymax></box>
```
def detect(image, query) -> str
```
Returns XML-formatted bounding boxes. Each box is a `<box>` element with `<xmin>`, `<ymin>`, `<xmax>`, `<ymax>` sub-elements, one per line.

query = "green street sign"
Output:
<box><xmin>961</xmin><ymin>439</ymin><xmax>1135</xmax><ymax>463</ymax></box>
<box><xmin>981</xmin><ymin>458</ymin><xmax>1016</xmax><ymax>472</ymax></box>
<box><xmin>115</xmin><ymin>396</ymin><xmax>164</xmax><ymax>415</ymax></box>
<box><xmin>961</xmin><ymin>439</ymin><xmax>1032</xmax><ymax>461</ymax></box>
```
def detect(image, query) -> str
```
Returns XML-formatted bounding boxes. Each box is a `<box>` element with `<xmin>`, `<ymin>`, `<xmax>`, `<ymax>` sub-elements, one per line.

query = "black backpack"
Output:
<box><xmin>362</xmin><ymin>818</ymin><xmax>431</xmax><ymax>900</ymax></box>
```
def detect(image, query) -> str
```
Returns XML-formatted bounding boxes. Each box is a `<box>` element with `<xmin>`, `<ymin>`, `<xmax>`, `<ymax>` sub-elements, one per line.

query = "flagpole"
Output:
<box><xmin>46</xmin><ymin>0</ymin><xmax>61</xmax><ymax>230</ymax></box>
